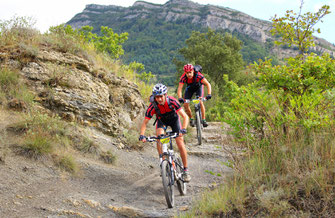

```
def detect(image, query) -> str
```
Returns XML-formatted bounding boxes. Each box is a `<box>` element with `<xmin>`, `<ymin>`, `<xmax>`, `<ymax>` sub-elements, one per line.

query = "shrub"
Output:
<box><xmin>0</xmin><ymin>68</ymin><xmax>19</xmax><ymax>93</ymax></box>
<box><xmin>100</xmin><ymin>150</ymin><xmax>117</xmax><ymax>164</ymax></box>
<box><xmin>75</xmin><ymin>137</ymin><xmax>100</xmax><ymax>154</ymax></box>
<box><xmin>20</xmin><ymin>132</ymin><xmax>53</xmax><ymax>158</ymax></box>
<box><xmin>56</xmin><ymin>154</ymin><xmax>78</xmax><ymax>173</ymax></box>
<box><xmin>0</xmin><ymin>68</ymin><xmax>35</xmax><ymax>106</ymax></box>
<box><xmin>183</xmin><ymin>8</ymin><xmax>335</xmax><ymax>215</ymax></box>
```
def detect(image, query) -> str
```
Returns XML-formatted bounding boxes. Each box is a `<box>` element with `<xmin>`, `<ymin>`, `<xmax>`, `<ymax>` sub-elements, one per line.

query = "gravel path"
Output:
<box><xmin>0</xmin><ymin>113</ymin><xmax>232</xmax><ymax>217</ymax></box>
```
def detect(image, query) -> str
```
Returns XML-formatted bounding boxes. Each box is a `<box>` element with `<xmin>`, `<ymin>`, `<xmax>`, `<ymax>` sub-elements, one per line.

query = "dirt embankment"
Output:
<box><xmin>0</xmin><ymin>111</ymin><xmax>232</xmax><ymax>217</ymax></box>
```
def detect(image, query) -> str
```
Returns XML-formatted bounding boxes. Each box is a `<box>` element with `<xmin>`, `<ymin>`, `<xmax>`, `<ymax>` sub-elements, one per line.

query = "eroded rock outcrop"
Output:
<box><xmin>1</xmin><ymin>49</ymin><xmax>145</xmax><ymax>136</ymax></box>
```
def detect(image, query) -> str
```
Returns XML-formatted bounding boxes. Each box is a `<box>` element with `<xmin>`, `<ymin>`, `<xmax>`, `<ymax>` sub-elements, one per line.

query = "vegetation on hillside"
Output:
<box><xmin>0</xmin><ymin>17</ymin><xmax>148</xmax><ymax>173</ymax></box>
<box><xmin>68</xmin><ymin>8</ymin><xmax>280</xmax><ymax>86</ymax></box>
<box><xmin>182</xmin><ymin>3</ymin><xmax>335</xmax><ymax>217</ymax></box>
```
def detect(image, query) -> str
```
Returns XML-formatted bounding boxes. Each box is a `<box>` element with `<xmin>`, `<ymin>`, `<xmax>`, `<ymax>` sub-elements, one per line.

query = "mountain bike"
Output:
<box><xmin>185</xmin><ymin>97</ymin><xmax>208</xmax><ymax>145</ymax></box>
<box><xmin>146</xmin><ymin>131</ymin><xmax>187</xmax><ymax>208</ymax></box>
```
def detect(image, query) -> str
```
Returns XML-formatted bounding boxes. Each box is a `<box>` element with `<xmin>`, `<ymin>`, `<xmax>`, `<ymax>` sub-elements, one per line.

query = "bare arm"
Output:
<box><xmin>178</xmin><ymin>108</ymin><xmax>189</xmax><ymax>129</ymax></box>
<box><xmin>140</xmin><ymin>118</ymin><xmax>150</xmax><ymax>136</ymax></box>
<box><xmin>177</xmin><ymin>83</ymin><xmax>184</xmax><ymax>99</ymax></box>
<box><xmin>202</xmin><ymin>78</ymin><xmax>211</xmax><ymax>95</ymax></box>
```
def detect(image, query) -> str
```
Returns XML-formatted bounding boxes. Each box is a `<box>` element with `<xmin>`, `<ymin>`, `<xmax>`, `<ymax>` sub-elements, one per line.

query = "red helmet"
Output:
<box><xmin>183</xmin><ymin>64</ymin><xmax>194</xmax><ymax>72</ymax></box>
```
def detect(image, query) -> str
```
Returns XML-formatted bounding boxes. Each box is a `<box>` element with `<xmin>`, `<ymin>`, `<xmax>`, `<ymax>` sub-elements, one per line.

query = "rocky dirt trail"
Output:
<box><xmin>0</xmin><ymin>114</ymin><xmax>233</xmax><ymax>217</ymax></box>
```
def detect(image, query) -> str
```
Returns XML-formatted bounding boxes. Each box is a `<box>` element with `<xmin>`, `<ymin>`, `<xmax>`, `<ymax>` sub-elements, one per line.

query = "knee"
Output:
<box><xmin>176</xmin><ymin>137</ymin><xmax>185</xmax><ymax>147</ymax></box>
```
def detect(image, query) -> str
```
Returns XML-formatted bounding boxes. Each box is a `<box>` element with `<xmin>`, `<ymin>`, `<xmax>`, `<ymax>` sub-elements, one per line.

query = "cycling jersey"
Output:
<box><xmin>179</xmin><ymin>72</ymin><xmax>204</xmax><ymax>87</ymax></box>
<box><xmin>145</xmin><ymin>96</ymin><xmax>181</xmax><ymax>125</ymax></box>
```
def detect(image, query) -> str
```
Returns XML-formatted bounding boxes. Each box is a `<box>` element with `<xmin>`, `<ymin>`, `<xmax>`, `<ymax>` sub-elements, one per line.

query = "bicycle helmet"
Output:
<box><xmin>194</xmin><ymin>65</ymin><xmax>202</xmax><ymax>73</ymax></box>
<box><xmin>152</xmin><ymin>83</ymin><xmax>168</xmax><ymax>96</ymax></box>
<box><xmin>183</xmin><ymin>64</ymin><xmax>194</xmax><ymax>72</ymax></box>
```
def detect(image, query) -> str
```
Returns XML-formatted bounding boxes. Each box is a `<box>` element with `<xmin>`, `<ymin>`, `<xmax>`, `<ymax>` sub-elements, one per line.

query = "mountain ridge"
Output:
<box><xmin>67</xmin><ymin>0</ymin><xmax>335</xmax><ymax>80</ymax></box>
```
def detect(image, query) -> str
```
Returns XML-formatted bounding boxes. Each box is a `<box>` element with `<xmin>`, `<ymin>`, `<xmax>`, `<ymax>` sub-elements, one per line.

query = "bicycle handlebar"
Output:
<box><xmin>145</xmin><ymin>131</ymin><xmax>179</xmax><ymax>142</ymax></box>
<box><xmin>184</xmin><ymin>97</ymin><xmax>208</xmax><ymax>104</ymax></box>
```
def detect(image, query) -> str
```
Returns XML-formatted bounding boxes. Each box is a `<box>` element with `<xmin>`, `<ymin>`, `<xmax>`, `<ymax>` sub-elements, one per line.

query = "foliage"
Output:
<box><xmin>48</xmin><ymin>25</ymin><xmax>152</xmax><ymax>97</ymax></box>
<box><xmin>100</xmin><ymin>150</ymin><xmax>117</xmax><ymax>164</ymax></box>
<box><xmin>255</xmin><ymin>54</ymin><xmax>335</xmax><ymax>96</ymax></box>
<box><xmin>16</xmin><ymin>112</ymin><xmax>66</xmax><ymax>159</ymax></box>
<box><xmin>56</xmin><ymin>154</ymin><xmax>78</xmax><ymax>173</ymax></box>
<box><xmin>271</xmin><ymin>3</ymin><xmax>330</xmax><ymax>54</ymax></box>
<box><xmin>20</xmin><ymin>131</ymin><xmax>54</xmax><ymax>158</ymax></box>
<box><xmin>182</xmin><ymin>3</ymin><xmax>335</xmax><ymax>217</ymax></box>
<box><xmin>176</xmin><ymin>29</ymin><xmax>245</xmax><ymax>86</ymax></box>
<box><xmin>128</xmin><ymin>61</ymin><xmax>156</xmax><ymax>83</ymax></box>
<box><xmin>69</xmin><ymin>12</ymin><xmax>276</xmax><ymax>85</ymax></box>
<box><xmin>118</xmin><ymin>17</ymin><xmax>203</xmax><ymax>84</ymax></box>
<box><xmin>0</xmin><ymin>16</ymin><xmax>37</xmax><ymax>46</ymax></box>
<box><xmin>0</xmin><ymin>67</ymin><xmax>35</xmax><ymax>106</ymax></box>
<box><xmin>0</xmin><ymin>15</ymin><xmax>35</xmax><ymax>32</ymax></box>
<box><xmin>49</xmin><ymin>24</ymin><xmax>128</xmax><ymax>59</ymax></box>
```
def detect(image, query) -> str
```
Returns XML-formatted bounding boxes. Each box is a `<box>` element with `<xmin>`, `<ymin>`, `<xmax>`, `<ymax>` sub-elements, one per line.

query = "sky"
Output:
<box><xmin>1</xmin><ymin>0</ymin><xmax>334</xmax><ymax>44</ymax></box>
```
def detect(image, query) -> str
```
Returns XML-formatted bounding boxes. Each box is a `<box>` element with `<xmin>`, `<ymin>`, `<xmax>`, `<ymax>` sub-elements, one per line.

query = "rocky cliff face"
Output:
<box><xmin>68</xmin><ymin>0</ymin><xmax>335</xmax><ymax>57</ymax></box>
<box><xmin>1</xmin><ymin>49</ymin><xmax>145</xmax><ymax>136</ymax></box>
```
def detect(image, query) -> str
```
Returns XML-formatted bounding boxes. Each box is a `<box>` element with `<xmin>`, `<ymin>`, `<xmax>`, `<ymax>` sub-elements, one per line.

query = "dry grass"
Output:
<box><xmin>100</xmin><ymin>150</ymin><xmax>117</xmax><ymax>164</ymax></box>
<box><xmin>182</xmin><ymin>126</ymin><xmax>335</xmax><ymax>217</ymax></box>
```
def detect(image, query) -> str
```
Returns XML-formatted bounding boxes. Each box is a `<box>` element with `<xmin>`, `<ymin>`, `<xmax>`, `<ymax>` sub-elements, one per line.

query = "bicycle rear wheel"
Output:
<box><xmin>195</xmin><ymin>109</ymin><xmax>202</xmax><ymax>145</ymax></box>
<box><xmin>161</xmin><ymin>160</ymin><xmax>174</xmax><ymax>208</ymax></box>
<box><xmin>175</xmin><ymin>157</ymin><xmax>187</xmax><ymax>195</ymax></box>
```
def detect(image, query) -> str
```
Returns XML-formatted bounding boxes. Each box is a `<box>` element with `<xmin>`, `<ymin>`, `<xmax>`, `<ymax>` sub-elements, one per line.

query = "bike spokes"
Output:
<box><xmin>161</xmin><ymin>160</ymin><xmax>174</xmax><ymax>208</ymax></box>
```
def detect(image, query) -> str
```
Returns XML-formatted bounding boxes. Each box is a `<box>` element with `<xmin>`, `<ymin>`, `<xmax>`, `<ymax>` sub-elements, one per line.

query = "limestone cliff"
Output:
<box><xmin>68</xmin><ymin>0</ymin><xmax>335</xmax><ymax>57</ymax></box>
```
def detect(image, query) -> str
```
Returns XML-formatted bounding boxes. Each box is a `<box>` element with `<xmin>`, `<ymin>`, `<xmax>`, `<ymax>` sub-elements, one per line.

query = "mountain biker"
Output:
<box><xmin>177</xmin><ymin>64</ymin><xmax>212</xmax><ymax>127</ymax></box>
<box><xmin>139</xmin><ymin>83</ymin><xmax>191</xmax><ymax>182</ymax></box>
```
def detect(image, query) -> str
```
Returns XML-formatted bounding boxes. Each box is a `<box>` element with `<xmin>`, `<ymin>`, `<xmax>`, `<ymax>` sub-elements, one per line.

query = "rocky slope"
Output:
<box><xmin>1</xmin><ymin>48</ymin><xmax>145</xmax><ymax>136</ymax></box>
<box><xmin>68</xmin><ymin>0</ymin><xmax>335</xmax><ymax>57</ymax></box>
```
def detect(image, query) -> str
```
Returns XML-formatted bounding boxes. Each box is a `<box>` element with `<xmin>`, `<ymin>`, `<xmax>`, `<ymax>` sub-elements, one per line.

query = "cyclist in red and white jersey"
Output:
<box><xmin>139</xmin><ymin>83</ymin><xmax>191</xmax><ymax>182</ymax></box>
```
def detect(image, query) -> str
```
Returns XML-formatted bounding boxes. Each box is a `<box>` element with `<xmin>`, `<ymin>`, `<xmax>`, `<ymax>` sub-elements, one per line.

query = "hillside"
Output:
<box><xmin>67</xmin><ymin>0</ymin><xmax>335</xmax><ymax>83</ymax></box>
<box><xmin>0</xmin><ymin>19</ymin><xmax>234</xmax><ymax>217</ymax></box>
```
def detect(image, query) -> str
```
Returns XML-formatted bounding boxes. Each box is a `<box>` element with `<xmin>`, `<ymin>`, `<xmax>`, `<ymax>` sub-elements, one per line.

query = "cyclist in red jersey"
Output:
<box><xmin>139</xmin><ymin>83</ymin><xmax>191</xmax><ymax>182</ymax></box>
<box><xmin>177</xmin><ymin>64</ymin><xmax>212</xmax><ymax>127</ymax></box>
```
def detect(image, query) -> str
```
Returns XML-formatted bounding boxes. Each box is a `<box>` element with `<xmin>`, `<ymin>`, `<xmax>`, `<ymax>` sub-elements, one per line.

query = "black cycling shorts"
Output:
<box><xmin>184</xmin><ymin>85</ymin><xmax>204</xmax><ymax>100</ymax></box>
<box><xmin>156</xmin><ymin>117</ymin><xmax>181</xmax><ymax>133</ymax></box>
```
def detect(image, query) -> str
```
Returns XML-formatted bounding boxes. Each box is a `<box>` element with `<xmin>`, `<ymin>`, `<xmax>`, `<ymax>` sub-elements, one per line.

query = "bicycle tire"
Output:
<box><xmin>196</xmin><ymin>109</ymin><xmax>202</xmax><ymax>145</ymax></box>
<box><xmin>161</xmin><ymin>160</ymin><xmax>174</xmax><ymax>208</ymax></box>
<box><xmin>175</xmin><ymin>157</ymin><xmax>187</xmax><ymax>195</ymax></box>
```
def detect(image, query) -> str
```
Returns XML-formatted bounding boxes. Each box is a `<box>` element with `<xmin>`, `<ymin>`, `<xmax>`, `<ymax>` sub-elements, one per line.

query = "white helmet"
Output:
<box><xmin>152</xmin><ymin>83</ymin><xmax>168</xmax><ymax>96</ymax></box>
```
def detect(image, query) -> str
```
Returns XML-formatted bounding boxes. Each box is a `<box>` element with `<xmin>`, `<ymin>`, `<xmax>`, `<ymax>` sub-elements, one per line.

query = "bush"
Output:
<box><xmin>0</xmin><ymin>68</ymin><xmax>35</xmax><ymax>107</ymax></box>
<box><xmin>183</xmin><ymin>42</ymin><xmax>335</xmax><ymax>217</ymax></box>
<box><xmin>100</xmin><ymin>150</ymin><xmax>117</xmax><ymax>164</ymax></box>
<box><xmin>20</xmin><ymin>132</ymin><xmax>53</xmax><ymax>158</ymax></box>
<box><xmin>56</xmin><ymin>154</ymin><xmax>78</xmax><ymax>173</ymax></box>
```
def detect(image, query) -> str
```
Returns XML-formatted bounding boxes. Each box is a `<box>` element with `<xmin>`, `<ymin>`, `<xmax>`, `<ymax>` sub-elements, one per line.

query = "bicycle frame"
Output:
<box><xmin>146</xmin><ymin>131</ymin><xmax>186</xmax><ymax>208</ymax></box>
<box><xmin>147</xmin><ymin>132</ymin><xmax>183</xmax><ymax>182</ymax></box>
<box><xmin>184</xmin><ymin>97</ymin><xmax>207</xmax><ymax>145</ymax></box>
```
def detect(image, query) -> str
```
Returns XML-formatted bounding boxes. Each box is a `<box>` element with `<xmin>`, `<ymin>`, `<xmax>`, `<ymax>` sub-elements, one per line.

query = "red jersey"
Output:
<box><xmin>145</xmin><ymin>96</ymin><xmax>181</xmax><ymax>119</ymax></box>
<box><xmin>179</xmin><ymin>72</ymin><xmax>204</xmax><ymax>86</ymax></box>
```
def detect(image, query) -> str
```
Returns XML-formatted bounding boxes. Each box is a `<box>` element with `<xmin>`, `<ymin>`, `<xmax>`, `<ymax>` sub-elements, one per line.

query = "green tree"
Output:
<box><xmin>271</xmin><ymin>1</ymin><xmax>330</xmax><ymax>55</ymax></box>
<box><xmin>176</xmin><ymin>29</ymin><xmax>245</xmax><ymax>86</ymax></box>
<box><xmin>185</xmin><ymin>3</ymin><xmax>335</xmax><ymax>217</ymax></box>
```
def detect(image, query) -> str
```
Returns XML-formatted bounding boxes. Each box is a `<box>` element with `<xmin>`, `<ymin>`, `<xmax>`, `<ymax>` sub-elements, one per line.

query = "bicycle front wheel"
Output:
<box><xmin>161</xmin><ymin>160</ymin><xmax>174</xmax><ymax>208</ymax></box>
<box><xmin>175</xmin><ymin>157</ymin><xmax>187</xmax><ymax>195</ymax></box>
<box><xmin>196</xmin><ymin>109</ymin><xmax>202</xmax><ymax>145</ymax></box>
